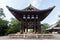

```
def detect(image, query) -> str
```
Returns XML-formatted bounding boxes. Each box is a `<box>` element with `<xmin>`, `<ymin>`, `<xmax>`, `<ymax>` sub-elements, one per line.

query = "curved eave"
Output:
<box><xmin>6</xmin><ymin>6</ymin><xmax>55</xmax><ymax>12</ymax></box>
<box><xmin>6</xmin><ymin>6</ymin><xmax>55</xmax><ymax>21</ymax></box>
<box><xmin>40</xmin><ymin>6</ymin><xmax>55</xmax><ymax>21</ymax></box>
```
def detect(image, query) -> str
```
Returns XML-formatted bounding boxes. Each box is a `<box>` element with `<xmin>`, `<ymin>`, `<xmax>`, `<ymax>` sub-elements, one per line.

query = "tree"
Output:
<box><xmin>6</xmin><ymin>19</ymin><xmax>20</xmax><ymax>34</ymax></box>
<box><xmin>0</xmin><ymin>18</ymin><xmax>8</xmax><ymax>36</ymax></box>
<box><xmin>41</xmin><ymin>23</ymin><xmax>50</xmax><ymax>33</ymax></box>
<box><xmin>58</xmin><ymin>15</ymin><xmax>60</xmax><ymax>18</ymax></box>
<box><xmin>57</xmin><ymin>15</ymin><xmax>60</xmax><ymax>27</ymax></box>
<box><xmin>0</xmin><ymin>8</ymin><xmax>9</xmax><ymax>36</ymax></box>
<box><xmin>57</xmin><ymin>20</ymin><xmax>60</xmax><ymax>26</ymax></box>
<box><xmin>0</xmin><ymin>8</ymin><xmax>5</xmax><ymax>18</ymax></box>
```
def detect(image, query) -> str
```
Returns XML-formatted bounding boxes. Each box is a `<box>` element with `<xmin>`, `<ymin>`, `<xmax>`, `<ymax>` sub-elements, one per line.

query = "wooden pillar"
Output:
<box><xmin>34</xmin><ymin>26</ymin><xmax>36</xmax><ymax>33</ymax></box>
<box><xmin>25</xmin><ymin>21</ymin><xmax>28</xmax><ymax>33</ymax></box>
<box><xmin>20</xmin><ymin>20</ymin><xmax>24</xmax><ymax>34</ymax></box>
<box><xmin>36</xmin><ymin>20</ymin><xmax>41</xmax><ymax>33</ymax></box>
<box><xmin>34</xmin><ymin>21</ymin><xmax>37</xmax><ymax>33</ymax></box>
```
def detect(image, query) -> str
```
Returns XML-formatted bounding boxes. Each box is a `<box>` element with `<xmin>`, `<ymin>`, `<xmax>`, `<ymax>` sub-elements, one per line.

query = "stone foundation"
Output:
<box><xmin>8</xmin><ymin>33</ymin><xmax>54</xmax><ymax>39</ymax></box>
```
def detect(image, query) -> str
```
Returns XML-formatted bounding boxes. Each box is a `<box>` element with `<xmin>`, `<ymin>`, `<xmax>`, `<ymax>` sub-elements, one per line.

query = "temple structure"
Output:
<box><xmin>46</xmin><ymin>23</ymin><xmax>60</xmax><ymax>34</ymax></box>
<box><xmin>7</xmin><ymin>4</ymin><xmax>55</xmax><ymax>34</ymax></box>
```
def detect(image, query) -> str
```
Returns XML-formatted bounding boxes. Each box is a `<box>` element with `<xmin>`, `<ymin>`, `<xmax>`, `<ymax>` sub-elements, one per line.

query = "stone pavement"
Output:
<box><xmin>0</xmin><ymin>35</ymin><xmax>60</xmax><ymax>40</ymax></box>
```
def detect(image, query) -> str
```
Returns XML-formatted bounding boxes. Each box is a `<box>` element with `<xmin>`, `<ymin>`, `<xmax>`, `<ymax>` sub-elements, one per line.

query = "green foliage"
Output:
<box><xmin>0</xmin><ymin>8</ymin><xmax>21</xmax><ymax>35</ymax></box>
<box><xmin>57</xmin><ymin>15</ymin><xmax>60</xmax><ymax>27</ymax></box>
<box><xmin>41</xmin><ymin>23</ymin><xmax>50</xmax><ymax>33</ymax></box>
<box><xmin>0</xmin><ymin>8</ymin><xmax>5</xmax><ymax>18</ymax></box>
<box><xmin>58</xmin><ymin>15</ymin><xmax>60</xmax><ymax>18</ymax></box>
<box><xmin>0</xmin><ymin>18</ymin><xmax>8</xmax><ymax>36</ymax></box>
<box><xmin>0</xmin><ymin>8</ymin><xmax>8</xmax><ymax>36</ymax></box>
<box><xmin>6</xmin><ymin>19</ymin><xmax>20</xmax><ymax>34</ymax></box>
<box><xmin>57</xmin><ymin>19</ymin><xmax>60</xmax><ymax>27</ymax></box>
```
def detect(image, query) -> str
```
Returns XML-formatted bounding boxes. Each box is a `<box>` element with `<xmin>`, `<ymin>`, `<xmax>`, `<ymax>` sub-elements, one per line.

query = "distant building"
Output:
<box><xmin>46</xmin><ymin>23</ymin><xmax>60</xmax><ymax>34</ymax></box>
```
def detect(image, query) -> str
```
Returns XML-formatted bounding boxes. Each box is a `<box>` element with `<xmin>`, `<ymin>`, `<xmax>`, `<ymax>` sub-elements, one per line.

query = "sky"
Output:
<box><xmin>0</xmin><ymin>0</ymin><xmax>60</xmax><ymax>25</ymax></box>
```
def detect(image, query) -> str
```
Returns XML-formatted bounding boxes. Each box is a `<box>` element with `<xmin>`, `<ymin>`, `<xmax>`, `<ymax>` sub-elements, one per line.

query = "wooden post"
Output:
<box><xmin>34</xmin><ymin>21</ymin><xmax>37</xmax><ymax>33</ymax></box>
<box><xmin>36</xmin><ymin>20</ymin><xmax>41</xmax><ymax>33</ymax></box>
<box><xmin>20</xmin><ymin>20</ymin><xmax>24</xmax><ymax>34</ymax></box>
